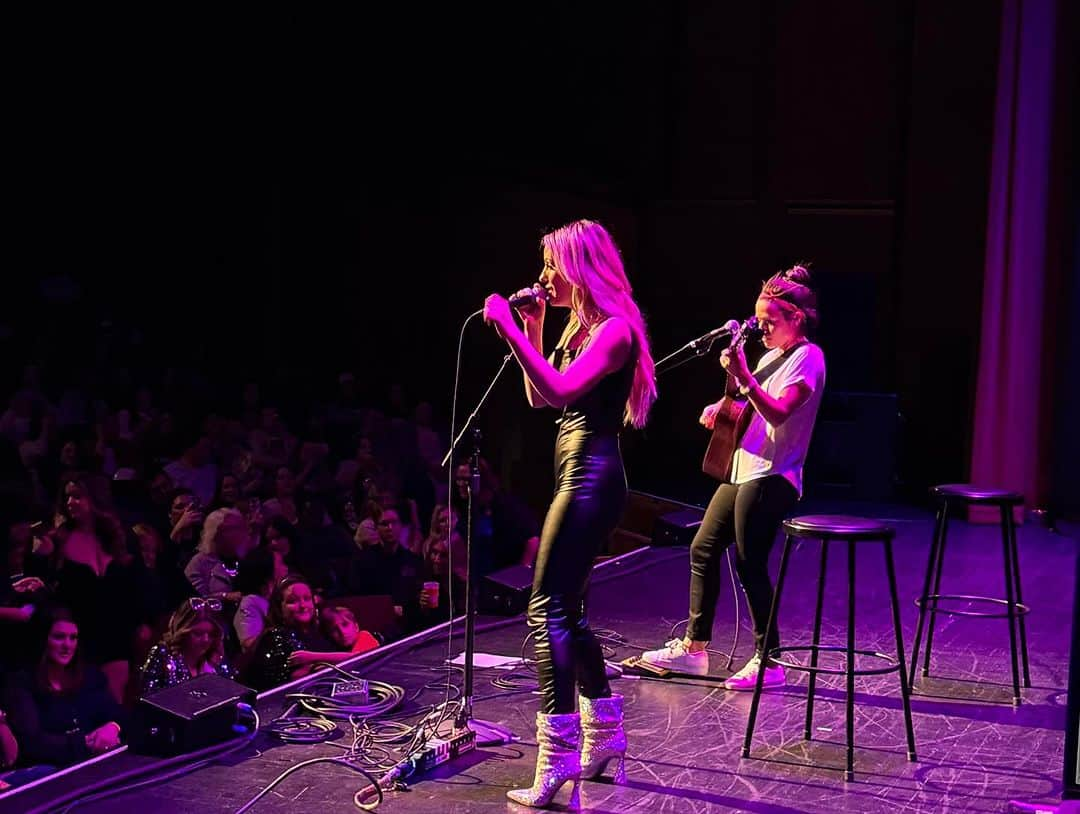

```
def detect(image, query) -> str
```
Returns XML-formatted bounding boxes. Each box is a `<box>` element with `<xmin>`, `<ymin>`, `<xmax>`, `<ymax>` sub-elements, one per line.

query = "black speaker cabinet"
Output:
<box><xmin>652</xmin><ymin>507</ymin><xmax>704</xmax><ymax>547</ymax></box>
<box><xmin>480</xmin><ymin>564</ymin><xmax>535</xmax><ymax>616</ymax></box>
<box><xmin>131</xmin><ymin>673</ymin><xmax>257</xmax><ymax>756</ymax></box>
<box><xmin>804</xmin><ymin>391</ymin><xmax>899</xmax><ymax>500</ymax></box>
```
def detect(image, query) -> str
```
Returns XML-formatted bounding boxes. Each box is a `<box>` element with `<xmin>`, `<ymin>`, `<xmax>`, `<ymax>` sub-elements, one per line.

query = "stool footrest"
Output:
<box><xmin>769</xmin><ymin>645</ymin><xmax>902</xmax><ymax>677</ymax></box>
<box><xmin>914</xmin><ymin>593</ymin><xmax>1030</xmax><ymax>619</ymax></box>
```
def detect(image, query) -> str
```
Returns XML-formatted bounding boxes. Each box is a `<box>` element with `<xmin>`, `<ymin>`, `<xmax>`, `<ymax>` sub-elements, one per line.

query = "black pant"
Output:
<box><xmin>687</xmin><ymin>475</ymin><xmax>798</xmax><ymax>655</ymax></box>
<box><xmin>529</xmin><ymin>436</ymin><xmax>625</xmax><ymax>715</ymax></box>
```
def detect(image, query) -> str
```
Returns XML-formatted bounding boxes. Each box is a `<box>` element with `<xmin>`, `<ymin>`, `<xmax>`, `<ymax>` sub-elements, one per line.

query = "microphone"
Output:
<box><xmin>688</xmin><ymin>319</ymin><xmax>741</xmax><ymax>349</ymax></box>
<box><xmin>740</xmin><ymin>316</ymin><xmax>762</xmax><ymax>336</ymax></box>
<box><xmin>508</xmin><ymin>285</ymin><xmax>550</xmax><ymax>308</ymax></box>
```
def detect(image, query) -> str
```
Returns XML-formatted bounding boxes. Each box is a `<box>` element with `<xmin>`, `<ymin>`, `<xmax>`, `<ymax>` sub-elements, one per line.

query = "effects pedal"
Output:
<box><xmin>411</xmin><ymin>727</ymin><xmax>477</xmax><ymax>773</ymax></box>
<box><xmin>620</xmin><ymin>656</ymin><xmax>672</xmax><ymax>677</ymax></box>
<box><xmin>331</xmin><ymin>679</ymin><xmax>371</xmax><ymax>703</ymax></box>
<box><xmin>619</xmin><ymin>656</ymin><xmax>727</xmax><ymax>683</ymax></box>
<box><xmin>358</xmin><ymin>726</ymin><xmax>479</xmax><ymax>805</ymax></box>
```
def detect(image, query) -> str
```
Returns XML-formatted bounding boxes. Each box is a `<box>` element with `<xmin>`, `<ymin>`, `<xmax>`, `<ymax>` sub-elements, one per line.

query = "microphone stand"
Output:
<box><xmin>650</xmin><ymin>330</ymin><xmax>742</xmax><ymax>671</ymax></box>
<box><xmin>441</xmin><ymin>354</ymin><xmax>516</xmax><ymax>746</ymax></box>
<box><xmin>654</xmin><ymin>331</ymin><xmax>726</xmax><ymax>375</ymax></box>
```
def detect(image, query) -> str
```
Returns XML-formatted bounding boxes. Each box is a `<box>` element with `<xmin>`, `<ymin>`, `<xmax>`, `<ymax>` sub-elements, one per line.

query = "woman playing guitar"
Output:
<box><xmin>641</xmin><ymin>265</ymin><xmax>826</xmax><ymax>690</ymax></box>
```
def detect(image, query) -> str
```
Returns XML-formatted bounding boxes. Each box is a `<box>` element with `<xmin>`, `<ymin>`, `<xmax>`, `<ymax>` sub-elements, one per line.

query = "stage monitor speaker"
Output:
<box><xmin>131</xmin><ymin>673</ymin><xmax>257</xmax><ymax>756</ymax></box>
<box><xmin>480</xmin><ymin>564</ymin><xmax>535</xmax><ymax>616</ymax></box>
<box><xmin>652</xmin><ymin>507</ymin><xmax>704</xmax><ymax>547</ymax></box>
<box><xmin>618</xmin><ymin>491</ymin><xmax>691</xmax><ymax>539</ymax></box>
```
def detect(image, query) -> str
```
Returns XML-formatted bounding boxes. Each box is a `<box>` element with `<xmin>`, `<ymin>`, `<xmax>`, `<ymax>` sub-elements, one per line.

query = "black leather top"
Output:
<box><xmin>782</xmin><ymin>514</ymin><xmax>894</xmax><ymax>540</ymax></box>
<box><xmin>932</xmin><ymin>483</ymin><xmax>1024</xmax><ymax>503</ymax></box>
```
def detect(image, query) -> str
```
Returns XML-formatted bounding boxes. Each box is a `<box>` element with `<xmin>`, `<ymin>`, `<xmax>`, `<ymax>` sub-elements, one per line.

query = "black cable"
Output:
<box><xmin>266</xmin><ymin>716</ymin><xmax>338</xmax><ymax>743</ymax></box>
<box><xmin>427</xmin><ymin>308</ymin><xmax>483</xmax><ymax>748</ymax></box>
<box><xmin>232</xmin><ymin>756</ymin><xmax>384</xmax><ymax>814</ymax></box>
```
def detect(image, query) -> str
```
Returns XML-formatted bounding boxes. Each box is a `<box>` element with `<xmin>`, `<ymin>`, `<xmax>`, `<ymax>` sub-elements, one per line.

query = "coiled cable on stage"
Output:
<box><xmin>266</xmin><ymin>715</ymin><xmax>338</xmax><ymax>743</ymax></box>
<box><xmin>283</xmin><ymin>666</ymin><xmax>407</xmax><ymax>720</ymax></box>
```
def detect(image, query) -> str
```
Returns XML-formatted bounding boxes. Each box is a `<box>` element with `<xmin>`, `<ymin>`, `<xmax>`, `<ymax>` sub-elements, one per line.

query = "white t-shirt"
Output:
<box><xmin>732</xmin><ymin>342</ymin><xmax>826</xmax><ymax>497</ymax></box>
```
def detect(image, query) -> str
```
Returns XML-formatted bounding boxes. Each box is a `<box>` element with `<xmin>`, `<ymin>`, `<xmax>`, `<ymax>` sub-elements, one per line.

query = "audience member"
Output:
<box><xmin>349</xmin><ymin>506</ymin><xmax>424</xmax><ymax>615</ymax></box>
<box><xmin>163</xmin><ymin>429</ymin><xmax>218</xmax><ymax>508</ymax></box>
<box><xmin>2</xmin><ymin>609</ymin><xmax>126</xmax><ymax>768</ymax></box>
<box><xmin>33</xmin><ymin>474</ymin><xmax>145</xmax><ymax>702</ymax></box>
<box><xmin>184</xmin><ymin>508</ymin><xmax>251</xmax><ymax>601</ymax></box>
<box><xmin>233</xmin><ymin>547</ymin><xmax>288</xmax><ymax>654</ymax></box>
<box><xmin>262</xmin><ymin>466</ymin><xmax>299</xmax><ymax>526</ymax></box>
<box><xmin>139</xmin><ymin>598</ymin><xmax>237</xmax><ymax>695</ymax></box>
<box><xmin>319</xmin><ymin>605</ymin><xmax>380</xmax><ymax>655</ymax></box>
<box><xmin>451</xmin><ymin>459</ymin><xmax>540</xmax><ymax>574</ymax></box>
<box><xmin>246</xmin><ymin>576</ymin><xmax>341</xmax><ymax>690</ymax></box>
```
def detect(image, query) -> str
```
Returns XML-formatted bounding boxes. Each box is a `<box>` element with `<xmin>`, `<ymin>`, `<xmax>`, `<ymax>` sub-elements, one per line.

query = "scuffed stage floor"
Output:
<box><xmin>6</xmin><ymin>505</ymin><xmax>1074</xmax><ymax>813</ymax></box>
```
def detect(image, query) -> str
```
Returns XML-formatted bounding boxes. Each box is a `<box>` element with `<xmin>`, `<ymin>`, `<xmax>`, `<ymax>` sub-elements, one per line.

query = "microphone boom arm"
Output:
<box><xmin>655</xmin><ymin>320</ymin><xmax>741</xmax><ymax>375</ymax></box>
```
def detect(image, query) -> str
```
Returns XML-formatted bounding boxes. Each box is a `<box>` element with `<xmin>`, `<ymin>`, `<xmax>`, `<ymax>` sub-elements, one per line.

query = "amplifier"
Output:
<box><xmin>652</xmin><ymin>507</ymin><xmax>704</xmax><ymax>547</ymax></box>
<box><xmin>131</xmin><ymin>673</ymin><xmax>257</xmax><ymax>756</ymax></box>
<box><xmin>480</xmin><ymin>564</ymin><xmax>535</xmax><ymax>616</ymax></box>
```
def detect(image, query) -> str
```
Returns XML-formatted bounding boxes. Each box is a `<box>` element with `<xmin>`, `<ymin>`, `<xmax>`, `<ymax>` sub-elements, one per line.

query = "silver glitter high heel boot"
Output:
<box><xmin>506</xmin><ymin>711</ymin><xmax>581</xmax><ymax>809</ymax></box>
<box><xmin>579</xmin><ymin>693</ymin><xmax>627</xmax><ymax>783</ymax></box>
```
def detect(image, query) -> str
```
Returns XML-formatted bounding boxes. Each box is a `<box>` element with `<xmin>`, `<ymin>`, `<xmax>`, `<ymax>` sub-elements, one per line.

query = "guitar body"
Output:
<box><xmin>702</xmin><ymin>394</ymin><xmax>754</xmax><ymax>482</ymax></box>
<box><xmin>700</xmin><ymin>319</ymin><xmax>762</xmax><ymax>482</ymax></box>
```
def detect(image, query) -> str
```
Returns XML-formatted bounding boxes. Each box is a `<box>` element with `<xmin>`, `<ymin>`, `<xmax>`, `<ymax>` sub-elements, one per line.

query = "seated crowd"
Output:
<box><xmin>0</xmin><ymin>367</ymin><xmax>540</xmax><ymax>789</ymax></box>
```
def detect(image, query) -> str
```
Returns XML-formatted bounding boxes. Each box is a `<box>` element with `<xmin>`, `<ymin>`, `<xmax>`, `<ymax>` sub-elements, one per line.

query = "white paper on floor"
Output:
<box><xmin>447</xmin><ymin>652</ymin><xmax>526</xmax><ymax>669</ymax></box>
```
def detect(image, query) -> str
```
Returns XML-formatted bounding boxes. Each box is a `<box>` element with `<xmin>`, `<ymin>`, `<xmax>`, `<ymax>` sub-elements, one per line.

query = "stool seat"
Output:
<box><xmin>931</xmin><ymin>484</ymin><xmax>1023</xmax><ymax>504</ymax></box>
<box><xmin>783</xmin><ymin>514</ymin><xmax>893</xmax><ymax>540</ymax></box>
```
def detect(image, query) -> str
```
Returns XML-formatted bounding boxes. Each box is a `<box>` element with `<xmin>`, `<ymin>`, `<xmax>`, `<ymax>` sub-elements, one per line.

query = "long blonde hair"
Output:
<box><xmin>541</xmin><ymin>220</ymin><xmax>656</xmax><ymax>428</ymax></box>
<box><xmin>199</xmin><ymin>508</ymin><xmax>243</xmax><ymax>554</ymax></box>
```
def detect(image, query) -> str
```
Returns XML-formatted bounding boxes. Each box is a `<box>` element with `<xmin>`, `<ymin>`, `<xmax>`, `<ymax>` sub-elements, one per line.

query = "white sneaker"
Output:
<box><xmin>640</xmin><ymin>639</ymin><xmax>709</xmax><ymax>676</ymax></box>
<box><xmin>723</xmin><ymin>655</ymin><xmax>786</xmax><ymax>691</ymax></box>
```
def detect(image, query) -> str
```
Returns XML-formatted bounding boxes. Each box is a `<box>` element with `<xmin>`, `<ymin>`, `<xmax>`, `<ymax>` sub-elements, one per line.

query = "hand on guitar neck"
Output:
<box><xmin>719</xmin><ymin>343</ymin><xmax>753</xmax><ymax>390</ymax></box>
<box><xmin>702</xmin><ymin>332</ymin><xmax>814</xmax><ymax>482</ymax></box>
<box><xmin>698</xmin><ymin>342</ymin><xmax>754</xmax><ymax>429</ymax></box>
<box><xmin>701</xmin><ymin>325</ymin><xmax>758</xmax><ymax>482</ymax></box>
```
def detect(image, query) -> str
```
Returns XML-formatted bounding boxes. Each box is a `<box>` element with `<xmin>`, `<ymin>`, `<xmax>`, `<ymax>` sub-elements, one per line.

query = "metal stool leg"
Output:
<box><xmin>1005</xmin><ymin>506</ymin><xmax>1031</xmax><ymax>687</ymax></box>
<box><xmin>742</xmin><ymin>535</ymin><xmax>793</xmax><ymax>760</ymax></box>
<box><xmin>910</xmin><ymin>501</ymin><xmax>947</xmax><ymax>687</ymax></box>
<box><xmin>922</xmin><ymin>501</ymin><xmax>951</xmax><ymax>678</ymax></box>
<box><xmin>845</xmin><ymin>540</ymin><xmax>856</xmax><ymax>782</ymax></box>
<box><xmin>1000</xmin><ymin>504</ymin><xmax>1022</xmax><ymax>705</ymax></box>
<box><xmin>804</xmin><ymin>539</ymin><xmax>829</xmax><ymax>740</ymax></box>
<box><xmin>883</xmin><ymin>538</ymin><xmax>917</xmax><ymax>761</ymax></box>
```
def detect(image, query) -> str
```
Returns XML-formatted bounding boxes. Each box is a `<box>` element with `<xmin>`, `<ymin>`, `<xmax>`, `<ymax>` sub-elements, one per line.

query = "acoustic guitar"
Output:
<box><xmin>701</xmin><ymin>324</ymin><xmax>802</xmax><ymax>482</ymax></box>
<box><xmin>701</xmin><ymin>321</ymin><xmax>757</xmax><ymax>482</ymax></box>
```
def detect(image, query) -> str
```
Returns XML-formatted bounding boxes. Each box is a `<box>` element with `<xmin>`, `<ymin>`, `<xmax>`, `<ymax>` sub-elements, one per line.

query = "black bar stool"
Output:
<box><xmin>908</xmin><ymin>484</ymin><xmax>1031</xmax><ymax>705</ymax></box>
<box><xmin>741</xmin><ymin>515</ymin><xmax>917</xmax><ymax>781</ymax></box>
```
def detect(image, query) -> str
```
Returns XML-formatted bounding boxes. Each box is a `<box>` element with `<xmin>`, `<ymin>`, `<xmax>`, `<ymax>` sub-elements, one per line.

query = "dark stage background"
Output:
<box><xmin>6</xmin><ymin>1</ymin><xmax>1076</xmax><ymax>515</ymax></box>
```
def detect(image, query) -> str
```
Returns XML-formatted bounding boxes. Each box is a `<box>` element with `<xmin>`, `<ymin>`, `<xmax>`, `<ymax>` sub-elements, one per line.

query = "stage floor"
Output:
<box><xmin>6</xmin><ymin>505</ymin><xmax>1075</xmax><ymax>813</ymax></box>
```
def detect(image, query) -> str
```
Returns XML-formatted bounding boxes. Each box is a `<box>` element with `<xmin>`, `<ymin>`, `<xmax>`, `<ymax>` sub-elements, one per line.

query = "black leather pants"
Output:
<box><xmin>529</xmin><ymin>432</ymin><xmax>627</xmax><ymax>714</ymax></box>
